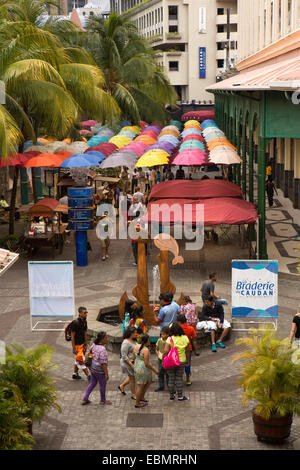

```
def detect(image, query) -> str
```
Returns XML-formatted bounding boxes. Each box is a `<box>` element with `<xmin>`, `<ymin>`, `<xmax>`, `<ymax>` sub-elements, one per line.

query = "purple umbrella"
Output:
<box><xmin>148</xmin><ymin>142</ymin><xmax>175</xmax><ymax>154</ymax></box>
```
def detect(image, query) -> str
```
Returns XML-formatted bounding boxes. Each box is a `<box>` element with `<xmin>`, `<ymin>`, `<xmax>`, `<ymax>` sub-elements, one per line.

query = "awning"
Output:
<box><xmin>181</xmin><ymin>110</ymin><xmax>215</xmax><ymax>121</ymax></box>
<box><xmin>149</xmin><ymin>180</ymin><xmax>243</xmax><ymax>201</ymax></box>
<box><xmin>29</xmin><ymin>198</ymin><xmax>59</xmax><ymax>216</ymax></box>
<box><xmin>206</xmin><ymin>53</ymin><xmax>300</xmax><ymax>92</ymax></box>
<box><xmin>143</xmin><ymin>197</ymin><xmax>258</xmax><ymax>226</ymax></box>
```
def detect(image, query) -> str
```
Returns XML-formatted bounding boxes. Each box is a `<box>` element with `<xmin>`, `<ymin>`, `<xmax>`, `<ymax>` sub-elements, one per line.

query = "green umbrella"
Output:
<box><xmin>180</xmin><ymin>141</ymin><xmax>206</xmax><ymax>151</ymax></box>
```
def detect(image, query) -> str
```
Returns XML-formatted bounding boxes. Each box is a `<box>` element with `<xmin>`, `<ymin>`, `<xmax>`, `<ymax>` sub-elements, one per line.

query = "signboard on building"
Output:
<box><xmin>199</xmin><ymin>47</ymin><xmax>206</xmax><ymax>79</ymax></box>
<box><xmin>28</xmin><ymin>261</ymin><xmax>75</xmax><ymax>331</ymax></box>
<box><xmin>232</xmin><ymin>260</ymin><xmax>278</xmax><ymax>319</ymax></box>
<box><xmin>199</xmin><ymin>7</ymin><xmax>207</xmax><ymax>33</ymax></box>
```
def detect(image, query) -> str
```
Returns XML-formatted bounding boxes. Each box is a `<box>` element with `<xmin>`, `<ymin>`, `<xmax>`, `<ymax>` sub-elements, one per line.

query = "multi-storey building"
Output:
<box><xmin>207</xmin><ymin>0</ymin><xmax>300</xmax><ymax>260</ymax></box>
<box><xmin>110</xmin><ymin>0</ymin><xmax>238</xmax><ymax>103</ymax></box>
<box><xmin>59</xmin><ymin>1</ymin><xmax>87</xmax><ymax>15</ymax></box>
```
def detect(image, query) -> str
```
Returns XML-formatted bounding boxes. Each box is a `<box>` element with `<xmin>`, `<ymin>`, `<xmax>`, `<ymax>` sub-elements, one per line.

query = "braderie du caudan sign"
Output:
<box><xmin>232</xmin><ymin>260</ymin><xmax>278</xmax><ymax>318</ymax></box>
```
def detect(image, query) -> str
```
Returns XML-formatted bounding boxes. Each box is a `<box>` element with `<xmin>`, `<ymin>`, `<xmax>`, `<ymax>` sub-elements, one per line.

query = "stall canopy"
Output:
<box><xmin>143</xmin><ymin>197</ymin><xmax>258</xmax><ymax>226</ymax></box>
<box><xmin>181</xmin><ymin>110</ymin><xmax>215</xmax><ymax>121</ymax></box>
<box><xmin>149</xmin><ymin>180</ymin><xmax>243</xmax><ymax>201</ymax></box>
<box><xmin>29</xmin><ymin>198</ymin><xmax>59</xmax><ymax>216</ymax></box>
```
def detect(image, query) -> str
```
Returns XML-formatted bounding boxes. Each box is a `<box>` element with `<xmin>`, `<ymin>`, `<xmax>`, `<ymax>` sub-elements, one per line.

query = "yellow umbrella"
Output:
<box><xmin>109</xmin><ymin>136</ymin><xmax>132</xmax><ymax>148</ymax></box>
<box><xmin>135</xmin><ymin>149</ymin><xmax>169</xmax><ymax>167</ymax></box>
<box><xmin>184</xmin><ymin>120</ymin><xmax>201</xmax><ymax>127</ymax></box>
<box><xmin>122</xmin><ymin>126</ymin><xmax>141</xmax><ymax>134</ymax></box>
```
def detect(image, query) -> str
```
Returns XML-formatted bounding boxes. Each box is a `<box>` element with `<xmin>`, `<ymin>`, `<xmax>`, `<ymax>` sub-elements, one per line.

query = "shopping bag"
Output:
<box><xmin>163</xmin><ymin>337</ymin><xmax>180</xmax><ymax>369</ymax></box>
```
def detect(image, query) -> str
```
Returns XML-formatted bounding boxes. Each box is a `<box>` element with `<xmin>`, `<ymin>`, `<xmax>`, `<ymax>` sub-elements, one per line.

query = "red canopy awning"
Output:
<box><xmin>143</xmin><ymin>197</ymin><xmax>258</xmax><ymax>225</ymax></box>
<box><xmin>181</xmin><ymin>110</ymin><xmax>215</xmax><ymax>121</ymax></box>
<box><xmin>29</xmin><ymin>198</ymin><xmax>59</xmax><ymax>216</ymax></box>
<box><xmin>149</xmin><ymin>180</ymin><xmax>243</xmax><ymax>201</ymax></box>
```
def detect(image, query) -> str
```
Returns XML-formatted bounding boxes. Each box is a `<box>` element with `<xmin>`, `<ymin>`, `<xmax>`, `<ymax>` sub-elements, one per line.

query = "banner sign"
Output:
<box><xmin>232</xmin><ymin>260</ymin><xmax>278</xmax><ymax>318</ymax></box>
<box><xmin>199</xmin><ymin>47</ymin><xmax>206</xmax><ymax>79</ymax></box>
<box><xmin>28</xmin><ymin>261</ymin><xmax>74</xmax><ymax>317</ymax></box>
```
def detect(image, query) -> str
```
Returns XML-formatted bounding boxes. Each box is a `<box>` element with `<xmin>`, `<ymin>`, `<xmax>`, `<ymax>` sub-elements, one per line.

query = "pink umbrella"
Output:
<box><xmin>119</xmin><ymin>142</ymin><xmax>148</xmax><ymax>156</ymax></box>
<box><xmin>172</xmin><ymin>149</ymin><xmax>208</xmax><ymax>166</ymax></box>
<box><xmin>79</xmin><ymin>129</ymin><xmax>93</xmax><ymax>135</ymax></box>
<box><xmin>81</xmin><ymin>120</ymin><xmax>98</xmax><ymax>127</ymax></box>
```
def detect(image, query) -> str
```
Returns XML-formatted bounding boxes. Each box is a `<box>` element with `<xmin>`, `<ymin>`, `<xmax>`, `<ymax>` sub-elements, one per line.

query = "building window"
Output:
<box><xmin>169</xmin><ymin>25</ymin><xmax>178</xmax><ymax>33</ymax></box>
<box><xmin>217</xmin><ymin>8</ymin><xmax>224</xmax><ymax>15</ymax></box>
<box><xmin>168</xmin><ymin>5</ymin><xmax>178</xmax><ymax>20</ymax></box>
<box><xmin>217</xmin><ymin>25</ymin><xmax>224</xmax><ymax>33</ymax></box>
<box><xmin>217</xmin><ymin>59</ymin><xmax>224</xmax><ymax>69</ymax></box>
<box><xmin>161</xmin><ymin>7</ymin><xmax>163</xmax><ymax>21</ymax></box>
<box><xmin>169</xmin><ymin>61</ymin><xmax>179</xmax><ymax>71</ymax></box>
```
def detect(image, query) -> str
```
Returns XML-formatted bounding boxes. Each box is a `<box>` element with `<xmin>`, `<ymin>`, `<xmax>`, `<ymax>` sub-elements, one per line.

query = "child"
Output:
<box><xmin>155</xmin><ymin>326</ymin><xmax>169</xmax><ymax>391</ymax></box>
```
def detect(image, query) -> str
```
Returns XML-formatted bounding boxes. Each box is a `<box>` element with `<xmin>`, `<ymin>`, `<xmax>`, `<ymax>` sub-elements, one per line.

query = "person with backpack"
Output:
<box><xmin>122</xmin><ymin>300</ymin><xmax>137</xmax><ymax>335</ymax></box>
<box><xmin>68</xmin><ymin>306</ymin><xmax>90</xmax><ymax>381</ymax></box>
<box><xmin>81</xmin><ymin>331</ymin><xmax>111</xmax><ymax>406</ymax></box>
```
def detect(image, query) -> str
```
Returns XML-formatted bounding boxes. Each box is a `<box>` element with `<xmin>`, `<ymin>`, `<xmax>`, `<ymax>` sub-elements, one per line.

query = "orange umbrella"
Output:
<box><xmin>37</xmin><ymin>137</ymin><xmax>56</xmax><ymax>145</ymax></box>
<box><xmin>134</xmin><ymin>135</ymin><xmax>157</xmax><ymax>145</ymax></box>
<box><xmin>184</xmin><ymin>124</ymin><xmax>202</xmax><ymax>131</ymax></box>
<box><xmin>207</xmin><ymin>139</ymin><xmax>236</xmax><ymax>151</ymax></box>
<box><xmin>158</xmin><ymin>129</ymin><xmax>179</xmax><ymax>138</ymax></box>
<box><xmin>24</xmin><ymin>153</ymin><xmax>64</xmax><ymax>167</ymax></box>
<box><xmin>55</xmin><ymin>150</ymin><xmax>74</xmax><ymax>160</ymax></box>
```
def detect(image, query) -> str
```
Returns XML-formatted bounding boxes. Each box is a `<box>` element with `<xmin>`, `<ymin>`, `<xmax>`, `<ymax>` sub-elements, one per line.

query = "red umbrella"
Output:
<box><xmin>0</xmin><ymin>153</ymin><xmax>31</xmax><ymax>167</ymax></box>
<box><xmin>85</xmin><ymin>142</ymin><xmax>118</xmax><ymax>156</ymax></box>
<box><xmin>182</xmin><ymin>134</ymin><xmax>205</xmax><ymax>143</ymax></box>
<box><xmin>140</xmin><ymin>120</ymin><xmax>148</xmax><ymax>130</ymax></box>
<box><xmin>118</xmin><ymin>142</ymin><xmax>148</xmax><ymax>156</ymax></box>
<box><xmin>141</xmin><ymin>129</ymin><xmax>159</xmax><ymax>138</ymax></box>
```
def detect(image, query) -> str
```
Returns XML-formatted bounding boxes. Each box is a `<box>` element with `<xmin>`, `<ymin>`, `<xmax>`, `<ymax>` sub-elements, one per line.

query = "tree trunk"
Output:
<box><xmin>9</xmin><ymin>166</ymin><xmax>19</xmax><ymax>235</ymax></box>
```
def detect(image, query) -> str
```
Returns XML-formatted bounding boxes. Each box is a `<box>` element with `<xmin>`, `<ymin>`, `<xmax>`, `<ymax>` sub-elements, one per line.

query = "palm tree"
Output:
<box><xmin>0</xmin><ymin>343</ymin><xmax>61</xmax><ymax>436</ymax></box>
<box><xmin>83</xmin><ymin>13</ymin><xmax>178</xmax><ymax>124</ymax></box>
<box><xmin>0</xmin><ymin>0</ymin><xmax>120</xmax><ymax>232</ymax></box>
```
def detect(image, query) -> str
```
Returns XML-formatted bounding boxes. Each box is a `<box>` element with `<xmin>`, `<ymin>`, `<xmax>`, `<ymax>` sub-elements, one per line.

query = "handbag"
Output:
<box><xmin>163</xmin><ymin>337</ymin><xmax>180</xmax><ymax>369</ymax></box>
<box><xmin>84</xmin><ymin>346</ymin><xmax>93</xmax><ymax>368</ymax></box>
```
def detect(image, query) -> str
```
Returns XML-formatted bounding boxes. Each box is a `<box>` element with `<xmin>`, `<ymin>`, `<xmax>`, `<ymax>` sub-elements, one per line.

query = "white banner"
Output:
<box><xmin>232</xmin><ymin>260</ymin><xmax>278</xmax><ymax>318</ymax></box>
<box><xmin>28</xmin><ymin>261</ymin><xmax>74</xmax><ymax>317</ymax></box>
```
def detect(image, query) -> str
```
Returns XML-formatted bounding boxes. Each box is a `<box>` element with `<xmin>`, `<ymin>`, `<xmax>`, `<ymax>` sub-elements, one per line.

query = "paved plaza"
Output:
<box><xmin>1</xmin><ymin>187</ymin><xmax>300</xmax><ymax>451</ymax></box>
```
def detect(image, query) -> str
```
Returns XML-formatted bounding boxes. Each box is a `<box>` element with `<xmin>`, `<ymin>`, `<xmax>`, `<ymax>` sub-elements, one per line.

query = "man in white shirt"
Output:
<box><xmin>133</xmin><ymin>186</ymin><xmax>144</xmax><ymax>203</ymax></box>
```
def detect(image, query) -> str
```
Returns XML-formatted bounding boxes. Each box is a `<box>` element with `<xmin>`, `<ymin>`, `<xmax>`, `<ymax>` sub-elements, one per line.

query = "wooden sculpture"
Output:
<box><xmin>119</xmin><ymin>233</ymin><xmax>185</xmax><ymax>326</ymax></box>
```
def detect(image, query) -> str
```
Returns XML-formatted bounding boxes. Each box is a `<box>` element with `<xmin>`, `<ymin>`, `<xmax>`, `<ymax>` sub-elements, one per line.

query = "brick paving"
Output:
<box><xmin>1</xmin><ymin>191</ymin><xmax>300</xmax><ymax>450</ymax></box>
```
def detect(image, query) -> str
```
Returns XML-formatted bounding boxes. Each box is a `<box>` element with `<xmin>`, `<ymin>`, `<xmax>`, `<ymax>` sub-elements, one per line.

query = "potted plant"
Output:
<box><xmin>233</xmin><ymin>327</ymin><xmax>300</xmax><ymax>443</ymax></box>
<box><xmin>0</xmin><ymin>343</ymin><xmax>61</xmax><ymax>436</ymax></box>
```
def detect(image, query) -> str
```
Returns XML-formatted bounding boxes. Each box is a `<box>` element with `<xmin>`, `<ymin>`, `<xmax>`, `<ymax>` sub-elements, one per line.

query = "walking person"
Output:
<box><xmin>289</xmin><ymin>307</ymin><xmax>300</xmax><ymax>364</ymax></box>
<box><xmin>163</xmin><ymin>322</ymin><xmax>190</xmax><ymax>401</ymax></box>
<box><xmin>176</xmin><ymin>315</ymin><xmax>197</xmax><ymax>386</ymax></box>
<box><xmin>122</xmin><ymin>300</ymin><xmax>137</xmax><ymax>335</ymax></box>
<box><xmin>120</xmin><ymin>166</ymin><xmax>129</xmax><ymax>195</ymax></box>
<box><xmin>71</xmin><ymin>306</ymin><xmax>90</xmax><ymax>381</ymax></box>
<box><xmin>133</xmin><ymin>334</ymin><xmax>159</xmax><ymax>408</ymax></box>
<box><xmin>130</xmin><ymin>305</ymin><xmax>148</xmax><ymax>343</ymax></box>
<box><xmin>155</xmin><ymin>326</ymin><xmax>170</xmax><ymax>391</ymax></box>
<box><xmin>119</xmin><ymin>327</ymin><xmax>137</xmax><ymax>398</ymax></box>
<box><xmin>138</xmin><ymin>168</ymin><xmax>146</xmax><ymax>193</ymax></box>
<box><xmin>81</xmin><ymin>332</ymin><xmax>112</xmax><ymax>405</ymax></box>
<box><xmin>96</xmin><ymin>211</ymin><xmax>112</xmax><ymax>261</ymax></box>
<box><xmin>132</xmin><ymin>168</ymin><xmax>139</xmax><ymax>193</ymax></box>
<box><xmin>266</xmin><ymin>176</ymin><xmax>278</xmax><ymax>207</ymax></box>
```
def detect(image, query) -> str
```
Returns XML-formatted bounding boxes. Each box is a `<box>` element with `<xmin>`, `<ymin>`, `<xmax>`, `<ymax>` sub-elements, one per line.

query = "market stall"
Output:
<box><xmin>23</xmin><ymin>198</ymin><xmax>68</xmax><ymax>258</ymax></box>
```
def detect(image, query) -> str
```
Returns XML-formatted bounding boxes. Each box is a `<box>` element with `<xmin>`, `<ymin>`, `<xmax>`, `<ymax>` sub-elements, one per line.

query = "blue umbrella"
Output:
<box><xmin>23</xmin><ymin>140</ymin><xmax>43</xmax><ymax>151</ymax></box>
<box><xmin>181</xmin><ymin>128</ymin><xmax>202</xmax><ymax>138</ymax></box>
<box><xmin>158</xmin><ymin>135</ymin><xmax>179</xmax><ymax>145</ymax></box>
<box><xmin>60</xmin><ymin>155</ymin><xmax>92</xmax><ymax>168</ymax></box>
<box><xmin>85</xmin><ymin>151</ymin><xmax>106</xmax><ymax>162</ymax></box>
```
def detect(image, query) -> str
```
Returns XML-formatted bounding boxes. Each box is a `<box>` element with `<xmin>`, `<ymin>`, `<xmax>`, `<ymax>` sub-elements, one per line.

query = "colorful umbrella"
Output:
<box><xmin>158</xmin><ymin>130</ymin><xmax>179</xmax><ymax>138</ymax></box>
<box><xmin>118</xmin><ymin>142</ymin><xmax>148</xmax><ymax>156</ymax></box>
<box><xmin>60</xmin><ymin>155</ymin><xmax>92</xmax><ymax>168</ymax></box>
<box><xmin>158</xmin><ymin>135</ymin><xmax>179</xmax><ymax>145</ymax></box>
<box><xmin>81</xmin><ymin>120</ymin><xmax>99</xmax><ymax>127</ymax></box>
<box><xmin>100</xmin><ymin>150</ymin><xmax>140</xmax><ymax>169</ymax></box>
<box><xmin>109</xmin><ymin>136</ymin><xmax>132</xmax><ymax>148</ymax></box>
<box><xmin>134</xmin><ymin>135</ymin><xmax>157</xmax><ymax>145</ymax></box>
<box><xmin>179</xmin><ymin>141</ymin><xmax>206</xmax><ymax>151</ymax></box>
<box><xmin>209</xmin><ymin>146</ymin><xmax>241</xmax><ymax>165</ymax></box>
<box><xmin>96</xmin><ymin>129</ymin><xmax>115</xmax><ymax>139</ymax></box>
<box><xmin>182</xmin><ymin>134</ymin><xmax>205</xmax><ymax>143</ymax></box>
<box><xmin>181</xmin><ymin>129</ymin><xmax>202</xmax><ymax>138</ymax></box>
<box><xmin>184</xmin><ymin>120</ymin><xmax>201</xmax><ymax>127</ymax></box>
<box><xmin>207</xmin><ymin>139</ymin><xmax>237</xmax><ymax>151</ymax></box>
<box><xmin>68</xmin><ymin>142</ymin><xmax>89</xmax><ymax>153</ymax></box>
<box><xmin>169</xmin><ymin>120</ymin><xmax>182</xmax><ymax>130</ymax></box>
<box><xmin>86</xmin><ymin>142</ymin><xmax>118</xmax><ymax>156</ymax></box>
<box><xmin>135</xmin><ymin>149</ymin><xmax>169</xmax><ymax>168</ymax></box>
<box><xmin>202</xmin><ymin>126</ymin><xmax>223</xmax><ymax>136</ymax></box>
<box><xmin>172</xmin><ymin>150</ymin><xmax>208</xmax><ymax>166</ymax></box>
<box><xmin>55</xmin><ymin>150</ymin><xmax>74</xmax><ymax>160</ymax></box>
<box><xmin>204</xmin><ymin>131</ymin><xmax>226</xmax><ymax>143</ymax></box>
<box><xmin>85</xmin><ymin>150</ymin><xmax>106</xmax><ymax>161</ymax></box>
<box><xmin>148</xmin><ymin>142</ymin><xmax>174</xmax><ymax>154</ymax></box>
<box><xmin>0</xmin><ymin>153</ymin><xmax>30</xmax><ymax>167</ymax></box>
<box><xmin>87</xmin><ymin>136</ymin><xmax>109</xmax><ymax>146</ymax></box>
<box><xmin>139</xmin><ymin>121</ymin><xmax>148</xmax><ymax>130</ymax></box>
<box><xmin>161</xmin><ymin>125</ymin><xmax>180</xmax><ymax>133</ymax></box>
<box><xmin>24</xmin><ymin>145</ymin><xmax>46</xmax><ymax>153</ymax></box>
<box><xmin>25</xmin><ymin>153</ymin><xmax>64</xmax><ymax>167</ymax></box>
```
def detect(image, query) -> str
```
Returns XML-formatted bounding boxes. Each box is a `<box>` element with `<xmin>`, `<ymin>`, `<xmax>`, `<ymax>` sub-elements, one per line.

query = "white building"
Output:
<box><xmin>111</xmin><ymin>0</ymin><xmax>238</xmax><ymax>103</ymax></box>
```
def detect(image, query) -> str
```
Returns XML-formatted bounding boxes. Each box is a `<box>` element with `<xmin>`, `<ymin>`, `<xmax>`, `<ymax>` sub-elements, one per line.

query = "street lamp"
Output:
<box><xmin>45</xmin><ymin>168</ymin><xmax>54</xmax><ymax>197</ymax></box>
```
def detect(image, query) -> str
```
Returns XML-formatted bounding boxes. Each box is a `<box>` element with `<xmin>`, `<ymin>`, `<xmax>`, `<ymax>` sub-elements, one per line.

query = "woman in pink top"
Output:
<box><xmin>179</xmin><ymin>296</ymin><xmax>198</xmax><ymax>332</ymax></box>
<box><xmin>82</xmin><ymin>331</ymin><xmax>111</xmax><ymax>405</ymax></box>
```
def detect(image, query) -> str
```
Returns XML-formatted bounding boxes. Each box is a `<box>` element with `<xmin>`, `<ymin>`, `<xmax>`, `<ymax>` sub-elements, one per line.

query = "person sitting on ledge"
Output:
<box><xmin>196</xmin><ymin>296</ymin><xmax>231</xmax><ymax>353</ymax></box>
